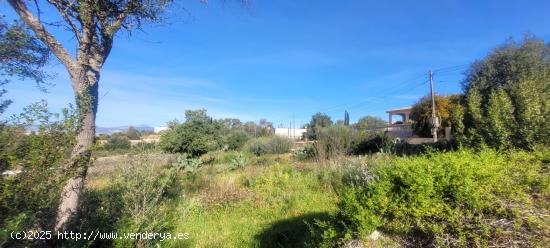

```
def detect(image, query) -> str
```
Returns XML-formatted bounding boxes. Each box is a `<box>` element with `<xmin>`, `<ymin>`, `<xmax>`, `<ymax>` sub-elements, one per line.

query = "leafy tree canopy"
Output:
<box><xmin>463</xmin><ymin>36</ymin><xmax>549</xmax><ymax>149</ymax></box>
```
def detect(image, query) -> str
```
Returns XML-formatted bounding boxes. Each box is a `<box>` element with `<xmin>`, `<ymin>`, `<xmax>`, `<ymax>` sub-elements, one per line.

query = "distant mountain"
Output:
<box><xmin>96</xmin><ymin>125</ymin><xmax>154</xmax><ymax>135</ymax></box>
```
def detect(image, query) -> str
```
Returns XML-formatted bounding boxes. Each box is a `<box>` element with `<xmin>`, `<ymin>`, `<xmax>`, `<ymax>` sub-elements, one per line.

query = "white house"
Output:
<box><xmin>274</xmin><ymin>128</ymin><xmax>307</xmax><ymax>140</ymax></box>
<box><xmin>154</xmin><ymin>126</ymin><xmax>168</xmax><ymax>133</ymax></box>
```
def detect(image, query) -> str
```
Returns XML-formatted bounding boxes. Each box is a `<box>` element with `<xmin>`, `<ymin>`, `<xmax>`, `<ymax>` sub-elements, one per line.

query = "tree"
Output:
<box><xmin>125</xmin><ymin>126</ymin><xmax>140</xmax><ymax>140</ymax></box>
<box><xmin>463</xmin><ymin>36</ymin><xmax>550</xmax><ymax>148</ymax></box>
<box><xmin>0</xmin><ymin>16</ymin><xmax>49</xmax><ymax>114</ymax></box>
<box><xmin>224</xmin><ymin>130</ymin><xmax>250</xmax><ymax>150</ymax></box>
<box><xmin>344</xmin><ymin>110</ymin><xmax>350</xmax><ymax>126</ymax></box>
<box><xmin>305</xmin><ymin>112</ymin><xmax>332</xmax><ymax>140</ymax></box>
<box><xmin>159</xmin><ymin>109</ymin><xmax>222</xmax><ymax>157</ymax></box>
<box><xmin>353</xmin><ymin>115</ymin><xmax>386</xmax><ymax>130</ymax></box>
<box><xmin>6</xmin><ymin>0</ymin><xmax>245</xmax><ymax>230</ymax></box>
<box><xmin>409</xmin><ymin>94</ymin><xmax>464</xmax><ymax>138</ymax></box>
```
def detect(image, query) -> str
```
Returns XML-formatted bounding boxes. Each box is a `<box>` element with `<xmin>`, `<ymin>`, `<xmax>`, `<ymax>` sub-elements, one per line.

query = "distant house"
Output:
<box><xmin>385</xmin><ymin>106</ymin><xmax>413</xmax><ymax>139</ymax></box>
<box><xmin>154</xmin><ymin>126</ymin><xmax>168</xmax><ymax>133</ymax></box>
<box><xmin>385</xmin><ymin>106</ymin><xmax>412</xmax><ymax>125</ymax></box>
<box><xmin>274</xmin><ymin>128</ymin><xmax>307</xmax><ymax>140</ymax></box>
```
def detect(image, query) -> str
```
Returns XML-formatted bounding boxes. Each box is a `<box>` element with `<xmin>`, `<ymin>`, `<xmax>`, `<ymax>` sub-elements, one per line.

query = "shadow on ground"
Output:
<box><xmin>254</xmin><ymin>212</ymin><xmax>330</xmax><ymax>248</ymax></box>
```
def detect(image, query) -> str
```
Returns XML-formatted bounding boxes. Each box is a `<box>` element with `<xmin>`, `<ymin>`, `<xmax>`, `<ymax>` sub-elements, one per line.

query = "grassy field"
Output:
<box><xmin>86</xmin><ymin>152</ymin><xmax>341</xmax><ymax>248</ymax></box>
<box><xmin>83</xmin><ymin>148</ymin><xmax>549</xmax><ymax>248</ymax></box>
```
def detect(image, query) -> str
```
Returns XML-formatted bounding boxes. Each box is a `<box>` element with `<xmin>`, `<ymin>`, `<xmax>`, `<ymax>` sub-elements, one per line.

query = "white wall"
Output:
<box><xmin>274</xmin><ymin>128</ymin><xmax>307</xmax><ymax>140</ymax></box>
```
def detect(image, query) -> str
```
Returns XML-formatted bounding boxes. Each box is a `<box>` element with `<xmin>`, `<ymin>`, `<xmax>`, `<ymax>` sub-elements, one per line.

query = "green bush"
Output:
<box><xmin>320</xmin><ymin>148</ymin><xmax>550</xmax><ymax>247</ymax></box>
<box><xmin>314</xmin><ymin>125</ymin><xmax>356</xmax><ymax>160</ymax></box>
<box><xmin>293</xmin><ymin>144</ymin><xmax>316</xmax><ymax>161</ymax></box>
<box><xmin>463</xmin><ymin>37</ymin><xmax>550</xmax><ymax>149</ymax></box>
<box><xmin>350</xmin><ymin>132</ymin><xmax>393</xmax><ymax>155</ymax></box>
<box><xmin>224</xmin><ymin>130</ymin><xmax>250</xmax><ymax>150</ymax></box>
<box><xmin>0</xmin><ymin>102</ymin><xmax>76</xmax><ymax>247</ymax></box>
<box><xmin>245</xmin><ymin>136</ymin><xmax>293</xmax><ymax>156</ymax></box>
<box><xmin>103</xmin><ymin>135</ymin><xmax>131</xmax><ymax>150</ymax></box>
<box><xmin>158</xmin><ymin>110</ymin><xmax>222</xmax><ymax>157</ymax></box>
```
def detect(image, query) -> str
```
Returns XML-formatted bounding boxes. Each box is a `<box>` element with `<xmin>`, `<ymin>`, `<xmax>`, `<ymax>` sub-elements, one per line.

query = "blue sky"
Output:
<box><xmin>2</xmin><ymin>0</ymin><xmax>550</xmax><ymax>127</ymax></box>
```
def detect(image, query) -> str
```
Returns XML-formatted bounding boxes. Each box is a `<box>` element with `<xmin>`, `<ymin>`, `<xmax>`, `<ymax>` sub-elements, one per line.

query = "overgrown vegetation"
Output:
<box><xmin>0</xmin><ymin>102</ymin><xmax>75</xmax><ymax>247</ymax></box>
<box><xmin>317</xmin><ymin>148</ymin><xmax>550</xmax><ymax>247</ymax></box>
<box><xmin>245</xmin><ymin>136</ymin><xmax>294</xmax><ymax>156</ymax></box>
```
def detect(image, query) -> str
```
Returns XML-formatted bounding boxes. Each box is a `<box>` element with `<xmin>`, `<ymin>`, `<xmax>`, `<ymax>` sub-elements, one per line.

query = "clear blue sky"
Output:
<box><xmin>2</xmin><ymin>0</ymin><xmax>550</xmax><ymax>127</ymax></box>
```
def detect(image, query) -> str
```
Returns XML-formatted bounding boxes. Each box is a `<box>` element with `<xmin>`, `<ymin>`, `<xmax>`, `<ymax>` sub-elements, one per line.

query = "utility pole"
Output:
<box><xmin>429</xmin><ymin>69</ymin><xmax>439</xmax><ymax>142</ymax></box>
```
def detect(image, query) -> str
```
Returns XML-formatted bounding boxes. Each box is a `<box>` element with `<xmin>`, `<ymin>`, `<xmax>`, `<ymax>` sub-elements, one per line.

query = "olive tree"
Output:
<box><xmin>6</xmin><ymin>0</ymin><xmax>246</xmax><ymax>230</ymax></box>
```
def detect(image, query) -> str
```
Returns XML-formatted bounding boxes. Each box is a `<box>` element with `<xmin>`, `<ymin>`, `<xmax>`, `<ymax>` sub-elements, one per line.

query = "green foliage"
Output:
<box><xmin>103</xmin><ymin>134</ymin><xmax>131</xmax><ymax>151</ymax></box>
<box><xmin>245</xmin><ymin>136</ymin><xmax>294</xmax><ymax>156</ymax></box>
<box><xmin>314</xmin><ymin>125</ymin><xmax>356</xmax><ymax>160</ymax></box>
<box><xmin>0</xmin><ymin>16</ymin><xmax>50</xmax><ymax>114</ymax></box>
<box><xmin>305</xmin><ymin>113</ymin><xmax>333</xmax><ymax>140</ymax></box>
<box><xmin>158</xmin><ymin>109</ymin><xmax>222</xmax><ymax>157</ymax></box>
<box><xmin>410</xmin><ymin>94</ymin><xmax>465</xmax><ymax>137</ymax></box>
<box><xmin>0</xmin><ymin>102</ymin><xmax>76</xmax><ymax>247</ymax></box>
<box><xmin>172</xmin><ymin>154</ymin><xmax>203</xmax><ymax>173</ymax></box>
<box><xmin>230</xmin><ymin>152</ymin><xmax>249</xmax><ymax>169</ymax></box>
<box><xmin>321</xmin><ymin>149</ymin><xmax>550</xmax><ymax>247</ymax></box>
<box><xmin>463</xmin><ymin>36</ymin><xmax>550</xmax><ymax>149</ymax></box>
<box><xmin>74</xmin><ymin>152</ymin><xmax>180</xmax><ymax>248</ymax></box>
<box><xmin>293</xmin><ymin>144</ymin><xmax>317</xmax><ymax>161</ymax></box>
<box><xmin>350</xmin><ymin>132</ymin><xmax>393</xmax><ymax>155</ymax></box>
<box><xmin>352</xmin><ymin>116</ymin><xmax>387</xmax><ymax>130</ymax></box>
<box><xmin>224</xmin><ymin>130</ymin><xmax>250</xmax><ymax>150</ymax></box>
<box><xmin>125</xmin><ymin>126</ymin><xmax>140</xmax><ymax>140</ymax></box>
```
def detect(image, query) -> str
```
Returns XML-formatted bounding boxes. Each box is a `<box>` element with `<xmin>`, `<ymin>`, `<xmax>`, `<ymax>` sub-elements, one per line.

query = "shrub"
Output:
<box><xmin>314</xmin><ymin>125</ymin><xmax>356</xmax><ymax>160</ymax></box>
<box><xmin>172</xmin><ymin>154</ymin><xmax>203</xmax><ymax>174</ymax></box>
<box><xmin>103</xmin><ymin>135</ymin><xmax>131</xmax><ymax>150</ymax></box>
<box><xmin>245</xmin><ymin>136</ymin><xmax>293</xmax><ymax>156</ymax></box>
<box><xmin>224</xmin><ymin>130</ymin><xmax>250</xmax><ymax>150</ymax></box>
<box><xmin>321</xmin><ymin>148</ymin><xmax>550</xmax><ymax>247</ymax></box>
<box><xmin>463</xmin><ymin>37</ymin><xmax>550</xmax><ymax>149</ymax></box>
<box><xmin>293</xmin><ymin>144</ymin><xmax>316</xmax><ymax>161</ymax></box>
<box><xmin>350</xmin><ymin>132</ymin><xmax>393</xmax><ymax>155</ymax></box>
<box><xmin>0</xmin><ymin>102</ymin><xmax>76</xmax><ymax>247</ymax></box>
<box><xmin>158</xmin><ymin>110</ymin><xmax>222</xmax><ymax>157</ymax></box>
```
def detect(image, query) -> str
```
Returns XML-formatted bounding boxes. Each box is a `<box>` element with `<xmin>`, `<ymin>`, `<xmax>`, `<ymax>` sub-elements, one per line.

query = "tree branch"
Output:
<box><xmin>8</xmin><ymin>0</ymin><xmax>77</xmax><ymax>74</ymax></box>
<box><xmin>46</xmin><ymin>0</ymin><xmax>81</xmax><ymax>41</ymax></box>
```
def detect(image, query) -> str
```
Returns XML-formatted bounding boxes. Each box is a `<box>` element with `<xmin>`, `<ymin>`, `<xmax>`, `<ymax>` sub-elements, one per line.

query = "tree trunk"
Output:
<box><xmin>55</xmin><ymin>68</ymin><xmax>99</xmax><ymax>231</ymax></box>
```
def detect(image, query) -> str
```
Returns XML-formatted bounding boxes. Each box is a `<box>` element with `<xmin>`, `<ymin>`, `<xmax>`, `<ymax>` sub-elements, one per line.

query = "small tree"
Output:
<box><xmin>305</xmin><ymin>112</ymin><xmax>333</xmax><ymax>140</ymax></box>
<box><xmin>125</xmin><ymin>126</ymin><xmax>140</xmax><ymax>140</ymax></box>
<box><xmin>159</xmin><ymin>109</ymin><xmax>222</xmax><ymax>157</ymax></box>
<box><xmin>410</xmin><ymin>94</ymin><xmax>464</xmax><ymax>138</ymax></box>
<box><xmin>225</xmin><ymin>130</ymin><xmax>250</xmax><ymax>150</ymax></box>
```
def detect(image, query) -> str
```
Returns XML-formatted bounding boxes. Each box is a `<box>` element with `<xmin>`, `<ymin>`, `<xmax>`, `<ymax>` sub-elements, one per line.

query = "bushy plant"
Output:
<box><xmin>172</xmin><ymin>154</ymin><xmax>203</xmax><ymax>173</ymax></box>
<box><xmin>350</xmin><ymin>132</ymin><xmax>393</xmax><ymax>155</ymax></box>
<box><xmin>0</xmin><ymin>102</ymin><xmax>76</xmax><ymax>247</ymax></box>
<box><xmin>463</xmin><ymin>37</ymin><xmax>550</xmax><ymax>149</ymax></box>
<box><xmin>230</xmin><ymin>153</ymin><xmax>249</xmax><ymax>169</ymax></box>
<box><xmin>245</xmin><ymin>136</ymin><xmax>293</xmax><ymax>156</ymax></box>
<box><xmin>293</xmin><ymin>144</ymin><xmax>317</xmax><ymax>161</ymax></box>
<box><xmin>224</xmin><ymin>130</ymin><xmax>250</xmax><ymax>150</ymax></box>
<box><xmin>158</xmin><ymin>110</ymin><xmax>222</xmax><ymax>157</ymax></box>
<box><xmin>103</xmin><ymin>135</ymin><xmax>131</xmax><ymax>150</ymax></box>
<box><xmin>320</xmin><ymin>148</ymin><xmax>550</xmax><ymax>247</ymax></box>
<box><xmin>314</xmin><ymin>125</ymin><xmax>356</xmax><ymax>160</ymax></box>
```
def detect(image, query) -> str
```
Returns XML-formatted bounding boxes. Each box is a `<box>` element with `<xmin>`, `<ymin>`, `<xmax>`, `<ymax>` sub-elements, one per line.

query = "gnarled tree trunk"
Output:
<box><xmin>55</xmin><ymin>67</ymin><xmax>99</xmax><ymax>230</ymax></box>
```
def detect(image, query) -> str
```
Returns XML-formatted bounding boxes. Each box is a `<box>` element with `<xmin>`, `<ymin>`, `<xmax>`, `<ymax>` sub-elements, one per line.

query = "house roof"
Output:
<box><xmin>385</xmin><ymin>106</ymin><xmax>413</xmax><ymax>113</ymax></box>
